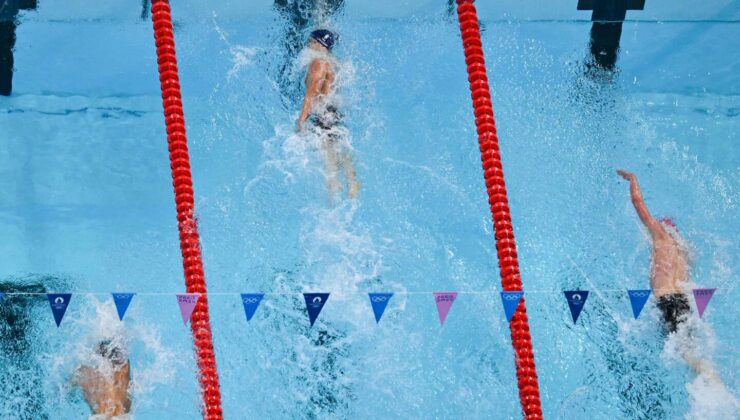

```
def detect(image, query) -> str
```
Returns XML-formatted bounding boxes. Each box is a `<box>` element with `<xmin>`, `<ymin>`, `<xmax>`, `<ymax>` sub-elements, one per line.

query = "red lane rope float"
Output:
<box><xmin>150</xmin><ymin>1</ymin><xmax>223</xmax><ymax>418</ymax></box>
<box><xmin>454</xmin><ymin>1</ymin><xmax>543</xmax><ymax>418</ymax></box>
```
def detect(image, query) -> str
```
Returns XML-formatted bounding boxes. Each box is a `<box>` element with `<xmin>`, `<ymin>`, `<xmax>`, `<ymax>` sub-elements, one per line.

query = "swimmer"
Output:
<box><xmin>618</xmin><ymin>170</ymin><xmax>722</xmax><ymax>383</ymax></box>
<box><xmin>74</xmin><ymin>340</ymin><xmax>131</xmax><ymax>418</ymax></box>
<box><xmin>297</xmin><ymin>29</ymin><xmax>361</xmax><ymax>200</ymax></box>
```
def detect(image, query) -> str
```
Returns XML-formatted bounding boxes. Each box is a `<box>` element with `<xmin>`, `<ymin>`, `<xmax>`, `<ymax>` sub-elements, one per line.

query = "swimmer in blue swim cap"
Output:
<box><xmin>309</xmin><ymin>29</ymin><xmax>336</xmax><ymax>51</ymax></box>
<box><xmin>298</xmin><ymin>29</ymin><xmax>360</xmax><ymax>200</ymax></box>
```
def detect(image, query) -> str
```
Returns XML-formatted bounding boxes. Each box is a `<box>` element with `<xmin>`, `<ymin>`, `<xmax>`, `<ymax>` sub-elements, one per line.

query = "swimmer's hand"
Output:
<box><xmin>617</xmin><ymin>169</ymin><xmax>635</xmax><ymax>181</ymax></box>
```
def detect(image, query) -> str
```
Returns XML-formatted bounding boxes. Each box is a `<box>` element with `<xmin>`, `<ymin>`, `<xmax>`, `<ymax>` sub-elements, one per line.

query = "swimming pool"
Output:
<box><xmin>0</xmin><ymin>0</ymin><xmax>737</xmax><ymax>418</ymax></box>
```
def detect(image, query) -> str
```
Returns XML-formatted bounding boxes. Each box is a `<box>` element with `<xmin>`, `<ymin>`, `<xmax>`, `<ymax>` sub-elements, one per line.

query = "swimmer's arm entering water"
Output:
<box><xmin>297</xmin><ymin>60</ymin><xmax>329</xmax><ymax>131</ymax></box>
<box><xmin>617</xmin><ymin>170</ymin><xmax>665</xmax><ymax>238</ymax></box>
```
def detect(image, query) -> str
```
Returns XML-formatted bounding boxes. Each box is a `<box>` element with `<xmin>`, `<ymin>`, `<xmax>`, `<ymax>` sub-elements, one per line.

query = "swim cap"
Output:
<box><xmin>310</xmin><ymin>29</ymin><xmax>336</xmax><ymax>51</ymax></box>
<box><xmin>97</xmin><ymin>339</ymin><xmax>127</xmax><ymax>365</ymax></box>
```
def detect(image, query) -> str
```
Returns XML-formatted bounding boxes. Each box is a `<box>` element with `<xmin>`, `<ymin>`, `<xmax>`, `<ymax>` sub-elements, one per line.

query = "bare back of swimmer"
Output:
<box><xmin>75</xmin><ymin>340</ymin><xmax>131</xmax><ymax>418</ymax></box>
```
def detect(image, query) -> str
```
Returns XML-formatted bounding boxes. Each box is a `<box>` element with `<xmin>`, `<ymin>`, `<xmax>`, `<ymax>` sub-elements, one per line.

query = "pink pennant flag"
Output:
<box><xmin>177</xmin><ymin>293</ymin><xmax>201</xmax><ymax>324</ymax></box>
<box><xmin>692</xmin><ymin>288</ymin><xmax>716</xmax><ymax>318</ymax></box>
<box><xmin>433</xmin><ymin>292</ymin><xmax>458</xmax><ymax>326</ymax></box>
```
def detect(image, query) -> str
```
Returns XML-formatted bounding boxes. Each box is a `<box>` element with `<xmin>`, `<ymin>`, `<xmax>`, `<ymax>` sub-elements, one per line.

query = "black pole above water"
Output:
<box><xmin>0</xmin><ymin>0</ymin><xmax>37</xmax><ymax>96</ymax></box>
<box><xmin>578</xmin><ymin>0</ymin><xmax>645</xmax><ymax>70</ymax></box>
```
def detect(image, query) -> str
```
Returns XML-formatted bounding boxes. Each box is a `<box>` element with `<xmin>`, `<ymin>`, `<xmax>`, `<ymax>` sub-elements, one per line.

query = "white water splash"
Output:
<box><xmin>47</xmin><ymin>297</ymin><xmax>180</xmax><ymax>414</ymax></box>
<box><xmin>661</xmin><ymin>317</ymin><xmax>739</xmax><ymax>419</ymax></box>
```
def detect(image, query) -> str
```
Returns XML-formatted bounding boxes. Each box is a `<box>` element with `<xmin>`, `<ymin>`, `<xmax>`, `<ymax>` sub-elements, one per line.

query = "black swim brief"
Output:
<box><xmin>656</xmin><ymin>293</ymin><xmax>691</xmax><ymax>333</ymax></box>
<box><xmin>310</xmin><ymin>105</ymin><xmax>342</xmax><ymax>131</ymax></box>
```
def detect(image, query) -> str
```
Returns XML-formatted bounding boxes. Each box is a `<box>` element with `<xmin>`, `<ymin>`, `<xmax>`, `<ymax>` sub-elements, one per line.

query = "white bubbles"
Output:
<box><xmin>685</xmin><ymin>373</ymin><xmax>739</xmax><ymax>420</ymax></box>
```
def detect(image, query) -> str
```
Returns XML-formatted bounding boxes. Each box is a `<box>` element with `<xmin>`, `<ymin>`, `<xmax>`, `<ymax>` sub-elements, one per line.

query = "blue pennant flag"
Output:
<box><xmin>303</xmin><ymin>293</ymin><xmax>329</xmax><ymax>327</ymax></box>
<box><xmin>0</xmin><ymin>292</ymin><xmax>4</xmax><ymax>303</ymax></box>
<box><xmin>368</xmin><ymin>293</ymin><xmax>393</xmax><ymax>324</ymax></box>
<box><xmin>47</xmin><ymin>293</ymin><xmax>72</xmax><ymax>327</ymax></box>
<box><xmin>241</xmin><ymin>293</ymin><xmax>265</xmax><ymax>322</ymax></box>
<box><xmin>500</xmin><ymin>291</ymin><xmax>524</xmax><ymax>322</ymax></box>
<box><xmin>564</xmin><ymin>291</ymin><xmax>589</xmax><ymax>324</ymax></box>
<box><xmin>627</xmin><ymin>289</ymin><xmax>652</xmax><ymax>319</ymax></box>
<box><xmin>112</xmin><ymin>293</ymin><xmax>135</xmax><ymax>321</ymax></box>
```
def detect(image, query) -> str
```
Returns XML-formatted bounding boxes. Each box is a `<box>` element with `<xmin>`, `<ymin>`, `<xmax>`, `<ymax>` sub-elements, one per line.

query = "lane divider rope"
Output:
<box><xmin>454</xmin><ymin>1</ymin><xmax>543</xmax><ymax>418</ymax></box>
<box><xmin>150</xmin><ymin>1</ymin><xmax>223</xmax><ymax>418</ymax></box>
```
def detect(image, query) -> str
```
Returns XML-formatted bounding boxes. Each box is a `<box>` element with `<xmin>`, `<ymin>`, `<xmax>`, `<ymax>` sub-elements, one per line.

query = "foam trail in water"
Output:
<box><xmin>240</xmin><ymin>38</ymin><xmax>407</xmax><ymax>417</ymax></box>
<box><xmin>661</xmin><ymin>315</ymin><xmax>739</xmax><ymax>419</ymax></box>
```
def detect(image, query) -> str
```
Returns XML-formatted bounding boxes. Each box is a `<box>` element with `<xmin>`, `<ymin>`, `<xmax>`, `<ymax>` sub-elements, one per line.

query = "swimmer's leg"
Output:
<box><xmin>339</xmin><ymin>146</ymin><xmax>360</xmax><ymax>199</ymax></box>
<box><xmin>320</xmin><ymin>136</ymin><xmax>341</xmax><ymax>199</ymax></box>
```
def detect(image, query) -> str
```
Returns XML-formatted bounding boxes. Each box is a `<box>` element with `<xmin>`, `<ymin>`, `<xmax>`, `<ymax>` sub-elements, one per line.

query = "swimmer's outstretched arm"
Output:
<box><xmin>617</xmin><ymin>170</ymin><xmax>664</xmax><ymax>237</ymax></box>
<box><xmin>297</xmin><ymin>60</ymin><xmax>328</xmax><ymax>131</ymax></box>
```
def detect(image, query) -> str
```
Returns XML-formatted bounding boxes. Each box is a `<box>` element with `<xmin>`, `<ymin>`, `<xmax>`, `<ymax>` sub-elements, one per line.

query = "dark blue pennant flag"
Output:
<box><xmin>563</xmin><ymin>291</ymin><xmax>589</xmax><ymax>324</ymax></box>
<box><xmin>627</xmin><ymin>289</ymin><xmax>651</xmax><ymax>319</ymax></box>
<box><xmin>303</xmin><ymin>293</ymin><xmax>329</xmax><ymax>327</ymax></box>
<box><xmin>47</xmin><ymin>293</ymin><xmax>72</xmax><ymax>327</ymax></box>
<box><xmin>368</xmin><ymin>293</ymin><xmax>393</xmax><ymax>324</ymax></box>
<box><xmin>500</xmin><ymin>291</ymin><xmax>524</xmax><ymax>322</ymax></box>
<box><xmin>112</xmin><ymin>293</ymin><xmax>135</xmax><ymax>321</ymax></box>
<box><xmin>241</xmin><ymin>293</ymin><xmax>265</xmax><ymax>322</ymax></box>
<box><xmin>0</xmin><ymin>292</ymin><xmax>4</xmax><ymax>303</ymax></box>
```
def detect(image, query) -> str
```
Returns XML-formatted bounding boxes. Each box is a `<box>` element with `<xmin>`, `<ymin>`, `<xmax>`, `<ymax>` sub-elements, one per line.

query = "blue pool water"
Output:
<box><xmin>0</xmin><ymin>1</ymin><xmax>737</xmax><ymax>418</ymax></box>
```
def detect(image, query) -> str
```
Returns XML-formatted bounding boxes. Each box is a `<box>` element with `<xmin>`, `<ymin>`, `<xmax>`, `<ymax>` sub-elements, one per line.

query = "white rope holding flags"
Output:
<box><xmin>0</xmin><ymin>287</ymin><xmax>721</xmax><ymax>327</ymax></box>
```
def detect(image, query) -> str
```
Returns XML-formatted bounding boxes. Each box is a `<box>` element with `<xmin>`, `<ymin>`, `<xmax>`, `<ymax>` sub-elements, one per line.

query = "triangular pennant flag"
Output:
<box><xmin>563</xmin><ymin>291</ymin><xmax>589</xmax><ymax>324</ymax></box>
<box><xmin>500</xmin><ymin>291</ymin><xmax>524</xmax><ymax>322</ymax></box>
<box><xmin>433</xmin><ymin>292</ymin><xmax>458</xmax><ymax>326</ymax></box>
<box><xmin>47</xmin><ymin>293</ymin><xmax>72</xmax><ymax>327</ymax></box>
<box><xmin>240</xmin><ymin>293</ymin><xmax>265</xmax><ymax>322</ymax></box>
<box><xmin>112</xmin><ymin>293</ymin><xmax>135</xmax><ymax>321</ymax></box>
<box><xmin>176</xmin><ymin>293</ymin><xmax>201</xmax><ymax>325</ymax></box>
<box><xmin>627</xmin><ymin>289</ymin><xmax>651</xmax><ymax>319</ymax></box>
<box><xmin>692</xmin><ymin>288</ymin><xmax>716</xmax><ymax>318</ymax></box>
<box><xmin>368</xmin><ymin>293</ymin><xmax>393</xmax><ymax>324</ymax></box>
<box><xmin>303</xmin><ymin>293</ymin><xmax>329</xmax><ymax>327</ymax></box>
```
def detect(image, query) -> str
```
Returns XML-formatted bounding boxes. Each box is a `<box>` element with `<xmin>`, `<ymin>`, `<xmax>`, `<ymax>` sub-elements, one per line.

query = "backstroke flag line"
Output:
<box><xmin>368</xmin><ymin>293</ymin><xmax>393</xmax><ymax>324</ymax></box>
<box><xmin>4</xmin><ymin>288</ymin><xmax>723</xmax><ymax>330</ymax></box>
<box><xmin>564</xmin><ymin>291</ymin><xmax>589</xmax><ymax>324</ymax></box>
<box><xmin>241</xmin><ymin>293</ymin><xmax>264</xmax><ymax>322</ymax></box>
<box><xmin>500</xmin><ymin>291</ymin><xmax>524</xmax><ymax>322</ymax></box>
<box><xmin>112</xmin><ymin>293</ymin><xmax>135</xmax><ymax>321</ymax></box>
<box><xmin>692</xmin><ymin>288</ymin><xmax>716</xmax><ymax>318</ymax></box>
<box><xmin>177</xmin><ymin>293</ymin><xmax>201</xmax><ymax>325</ymax></box>
<box><xmin>434</xmin><ymin>292</ymin><xmax>457</xmax><ymax>326</ymax></box>
<box><xmin>303</xmin><ymin>293</ymin><xmax>330</xmax><ymax>327</ymax></box>
<box><xmin>627</xmin><ymin>289</ymin><xmax>651</xmax><ymax>319</ymax></box>
<box><xmin>47</xmin><ymin>293</ymin><xmax>72</xmax><ymax>327</ymax></box>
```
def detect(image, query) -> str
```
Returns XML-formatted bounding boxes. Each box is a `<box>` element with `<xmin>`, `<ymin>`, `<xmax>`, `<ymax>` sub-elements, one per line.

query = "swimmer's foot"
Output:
<box><xmin>348</xmin><ymin>181</ymin><xmax>361</xmax><ymax>199</ymax></box>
